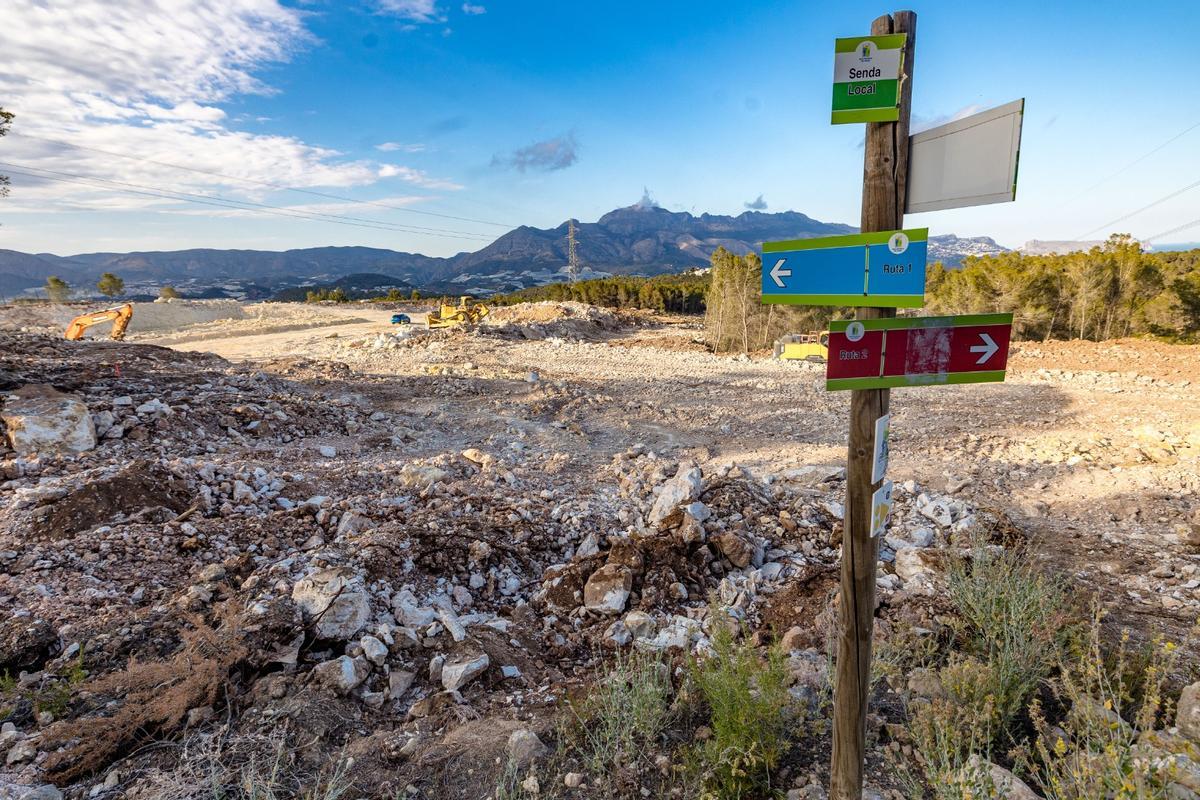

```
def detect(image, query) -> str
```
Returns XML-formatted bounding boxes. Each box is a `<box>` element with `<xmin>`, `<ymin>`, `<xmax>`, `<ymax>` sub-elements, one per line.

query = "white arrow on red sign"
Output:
<box><xmin>969</xmin><ymin>332</ymin><xmax>999</xmax><ymax>364</ymax></box>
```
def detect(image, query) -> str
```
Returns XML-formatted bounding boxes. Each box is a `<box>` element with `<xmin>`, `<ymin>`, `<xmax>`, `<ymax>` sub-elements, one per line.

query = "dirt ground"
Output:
<box><xmin>160</xmin><ymin>305</ymin><xmax>1200</xmax><ymax>668</ymax></box>
<box><xmin>0</xmin><ymin>301</ymin><xmax>1196</xmax><ymax>799</ymax></box>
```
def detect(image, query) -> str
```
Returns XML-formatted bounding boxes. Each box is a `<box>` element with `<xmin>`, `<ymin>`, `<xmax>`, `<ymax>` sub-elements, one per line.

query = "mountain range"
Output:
<box><xmin>0</xmin><ymin>204</ymin><xmax>1008</xmax><ymax>298</ymax></box>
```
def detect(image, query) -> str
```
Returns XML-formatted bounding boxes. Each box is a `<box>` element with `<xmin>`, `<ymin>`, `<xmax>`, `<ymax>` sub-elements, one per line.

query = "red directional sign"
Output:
<box><xmin>825</xmin><ymin>313</ymin><xmax>1012</xmax><ymax>391</ymax></box>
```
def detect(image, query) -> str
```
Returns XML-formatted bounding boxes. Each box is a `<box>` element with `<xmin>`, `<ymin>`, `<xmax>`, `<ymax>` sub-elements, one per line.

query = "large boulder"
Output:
<box><xmin>714</xmin><ymin>532</ymin><xmax>754</xmax><ymax>569</ymax></box>
<box><xmin>291</xmin><ymin>567</ymin><xmax>371</xmax><ymax>640</ymax></box>
<box><xmin>648</xmin><ymin>464</ymin><xmax>703</xmax><ymax>525</ymax></box>
<box><xmin>583</xmin><ymin>564</ymin><xmax>633</xmax><ymax>614</ymax></box>
<box><xmin>894</xmin><ymin>548</ymin><xmax>935</xmax><ymax>583</ymax></box>
<box><xmin>2</xmin><ymin>385</ymin><xmax>96</xmax><ymax>454</ymax></box>
<box><xmin>507</xmin><ymin>729</ymin><xmax>548</xmax><ymax>768</ymax></box>
<box><xmin>313</xmin><ymin>655</ymin><xmax>369</xmax><ymax>694</ymax></box>
<box><xmin>442</xmin><ymin>645</ymin><xmax>490</xmax><ymax>691</ymax></box>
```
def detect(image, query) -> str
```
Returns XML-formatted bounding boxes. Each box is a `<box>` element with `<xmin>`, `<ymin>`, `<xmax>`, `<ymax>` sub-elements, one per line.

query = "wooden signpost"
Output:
<box><xmin>761</xmin><ymin>10</ymin><xmax>1020</xmax><ymax>796</ymax></box>
<box><xmin>826</xmin><ymin>12</ymin><xmax>918</xmax><ymax>799</ymax></box>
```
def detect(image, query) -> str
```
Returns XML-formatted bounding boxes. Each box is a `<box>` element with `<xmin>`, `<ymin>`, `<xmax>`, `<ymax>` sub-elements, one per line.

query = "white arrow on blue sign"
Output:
<box><xmin>761</xmin><ymin>228</ymin><xmax>928</xmax><ymax>308</ymax></box>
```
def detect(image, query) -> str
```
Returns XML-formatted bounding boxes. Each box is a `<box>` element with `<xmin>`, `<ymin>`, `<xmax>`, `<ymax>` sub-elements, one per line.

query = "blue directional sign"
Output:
<box><xmin>761</xmin><ymin>228</ymin><xmax>928</xmax><ymax>308</ymax></box>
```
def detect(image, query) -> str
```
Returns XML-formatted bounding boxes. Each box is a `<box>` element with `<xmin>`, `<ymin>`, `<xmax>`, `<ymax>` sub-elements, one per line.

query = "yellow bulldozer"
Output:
<box><xmin>426</xmin><ymin>296</ymin><xmax>490</xmax><ymax>329</ymax></box>
<box><xmin>774</xmin><ymin>331</ymin><xmax>830</xmax><ymax>362</ymax></box>
<box><xmin>64</xmin><ymin>303</ymin><xmax>134</xmax><ymax>341</ymax></box>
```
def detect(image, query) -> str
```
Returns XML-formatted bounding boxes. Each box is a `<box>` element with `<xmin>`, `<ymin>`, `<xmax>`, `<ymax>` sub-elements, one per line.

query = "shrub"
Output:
<box><xmin>946</xmin><ymin>546</ymin><xmax>1075</xmax><ymax>739</ymax></box>
<box><xmin>893</xmin><ymin>548</ymin><xmax>1080</xmax><ymax>796</ymax></box>
<box><xmin>690</xmin><ymin>622</ymin><xmax>791</xmax><ymax>799</ymax></box>
<box><xmin>38</xmin><ymin>620</ymin><xmax>246</xmax><ymax>783</ymax></box>
<box><xmin>566</xmin><ymin>650</ymin><xmax>672</xmax><ymax>785</ymax></box>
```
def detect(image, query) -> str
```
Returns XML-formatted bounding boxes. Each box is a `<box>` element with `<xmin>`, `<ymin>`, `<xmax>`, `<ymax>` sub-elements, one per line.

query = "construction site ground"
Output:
<box><xmin>0</xmin><ymin>300</ymin><xmax>1197</xmax><ymax>799</ymax></box>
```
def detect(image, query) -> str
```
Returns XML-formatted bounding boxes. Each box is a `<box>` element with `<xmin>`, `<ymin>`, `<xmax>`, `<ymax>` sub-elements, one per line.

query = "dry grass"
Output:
<box><xmin>130</xmin><ymin>727</ymin><xmax>354</xmax><ymax>800</ymax></box>
<box><xmin>39</xmin><ymin>615</ymin><xmax>247</xmax><ymax>784</ymax></box>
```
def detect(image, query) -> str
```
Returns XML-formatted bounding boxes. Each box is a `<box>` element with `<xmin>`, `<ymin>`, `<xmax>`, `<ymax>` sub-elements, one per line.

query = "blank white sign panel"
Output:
<box><xmin>906</xmin><ymin>99</ymin><xmax>1024</xmax><ymax>214</ymax></box>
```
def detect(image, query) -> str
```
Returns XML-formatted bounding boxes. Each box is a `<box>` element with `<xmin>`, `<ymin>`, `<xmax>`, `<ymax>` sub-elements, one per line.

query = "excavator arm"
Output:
<box><xmin>64</xmin><ymin>303</ymin><xmax>134</xmax><ymax>341</ymax></box>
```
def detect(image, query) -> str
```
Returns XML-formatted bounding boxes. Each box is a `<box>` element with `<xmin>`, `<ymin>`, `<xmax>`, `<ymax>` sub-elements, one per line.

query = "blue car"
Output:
<box><xmin>390</xmin><ymin>313</ymin><xmax>411</xmax><ymax>325</ymax></box>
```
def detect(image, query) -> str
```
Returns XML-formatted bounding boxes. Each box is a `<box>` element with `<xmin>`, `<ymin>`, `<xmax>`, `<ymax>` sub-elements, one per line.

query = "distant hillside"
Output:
<box><xmin>1020</xmin><ymin>239</ymin><xmax>1106</xmax><ymax>255</ymax></box>
<box><xmin>0</xmin><ymin>205</ymin><xmax>1005</xmax><ymax>297</ymax></box>
<box><xmin>929</xmin><ymin>234</ymin><xmax>1009</xmax><ymax>264</ymax></box>
<box><xmin>271</xmin><ymin>273</ymin><xmax>415</xmax><ymax>302</ymax></box>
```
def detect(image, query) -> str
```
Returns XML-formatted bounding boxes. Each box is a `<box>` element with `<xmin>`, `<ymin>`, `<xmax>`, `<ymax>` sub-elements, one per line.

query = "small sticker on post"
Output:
<box><xmin>870</xmin><ymin>480</ymin><xmax>894</xmax><ymax>538</ymax></box>
<box><xmin>872</xmin><ymin>413</ymin><xmax>890</xmax><ymax>483</ymax></box>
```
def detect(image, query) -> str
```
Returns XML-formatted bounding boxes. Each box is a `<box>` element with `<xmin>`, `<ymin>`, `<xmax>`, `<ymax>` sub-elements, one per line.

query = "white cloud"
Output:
<box><xmin>377</xmin><ymin>141</ymin><xmax>427</xmax><ymax>153</ymax></box>
<box><xmin>0</xmin><ymin>0</ymin><xmax>460</xmax><ymax>226</ymax></box>
<box><xmin>462</xmin><ymin>3</ymin><xmax>486</xmax><ymax>14</ymax></box>
<box><xmin>377</xmin><ymin>0</ymin><xmax>442</xmax><ymax>22</ymax></box>
<box><xmin>910</xmin><ymin>104</ymin><xmax>984</xmax><ymax>134</ymax></box>
<box><xmin>377</xmin><ymin>164</ymin><xmax>462</xmax><ymax>190</ymax></box>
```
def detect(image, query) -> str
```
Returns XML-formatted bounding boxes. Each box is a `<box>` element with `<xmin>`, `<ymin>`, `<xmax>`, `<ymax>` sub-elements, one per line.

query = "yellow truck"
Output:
<box><xmin>774</xmin><ymin>331</ymin><xmax>830</xmax><ymax>362</ymax></box>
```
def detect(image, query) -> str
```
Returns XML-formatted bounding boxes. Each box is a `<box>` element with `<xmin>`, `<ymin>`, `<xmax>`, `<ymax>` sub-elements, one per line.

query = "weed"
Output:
<box><xmin>36</xmin><ymin>647</ymin><xmax>88</xmax><ymax>718</ymax></box>
<box><xmin>1017</xmin><ymin>611</ymin><xmax>1187</xmax><ymax>799</ymax></box>
<box><xmin>493</xmin><ymin>757</ymin><xmax>537</xmax><ymax>800</ymax></box>
<box><xmin>690</xmin><ymin>621</ymin><xmax>791</xmax><ymax>800</ymax></box>
<box><xmin>0</xmin><ymin>648</ymin><xmax>87</xmax><ymax>723</ymax></box>
<box><xmin>0</xmin><ymin>670</ymin><xmax>15</xmax><ymax>720</ymax></box>
<box><xmin>890</xmin><ymin>705</ymin><xmax>1002</xmax><ymax>800</ymax></box>
<box><xmin>891</xmin><ymin>660</ymin><xmax>1004</xmax><ymax>800</ymax></box>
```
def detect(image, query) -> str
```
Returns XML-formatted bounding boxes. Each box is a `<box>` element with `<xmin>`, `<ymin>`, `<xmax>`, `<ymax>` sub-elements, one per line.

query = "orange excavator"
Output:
<box><xmin>64</xmin><ymin>303</ymin><xmax>133</xmax><ymax>341</ymax></box>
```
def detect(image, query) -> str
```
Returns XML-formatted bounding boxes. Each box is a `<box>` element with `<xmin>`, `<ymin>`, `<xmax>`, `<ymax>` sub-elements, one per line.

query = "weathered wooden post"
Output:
<box><xmin>829</xmin><ymin>10</ymin><xmax>916</xmax><ymax>800</ymax></box>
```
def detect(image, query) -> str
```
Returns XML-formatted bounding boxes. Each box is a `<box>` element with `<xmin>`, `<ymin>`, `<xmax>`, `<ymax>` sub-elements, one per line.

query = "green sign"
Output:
<box><xmin>832</xmin><ymin>34</ymin><xmax>906</xmax><ymax>124</ymax></box>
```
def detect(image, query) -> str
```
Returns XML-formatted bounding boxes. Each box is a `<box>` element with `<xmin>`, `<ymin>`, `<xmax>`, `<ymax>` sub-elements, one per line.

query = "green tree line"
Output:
<box><xmin>294</xmin><ymin>286</ymin><xmax>422</xmax><ymax>303</ymax></box>
<box><xmin>491</xmin><ymin>273</ymin><xmax>708</xmax><ymax>313</ymax></box>
<box><xmin>926</xmin><ymin>234</ymin><xmax>1200</xmax><ymax>341</ymax></box>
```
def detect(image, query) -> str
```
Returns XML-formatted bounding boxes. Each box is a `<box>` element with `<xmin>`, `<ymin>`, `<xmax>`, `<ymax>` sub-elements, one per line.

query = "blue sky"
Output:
<box><xmin>2</xmin><ymin>0</ymin><xmax>1199</xmax><ymax>256</ymax></box>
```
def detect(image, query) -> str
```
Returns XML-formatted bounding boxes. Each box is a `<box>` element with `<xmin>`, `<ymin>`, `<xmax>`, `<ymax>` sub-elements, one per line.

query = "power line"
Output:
<box><xmin>2</xmin><ymin>166</ymin><xmax>496</xmax><ymax>240</ymax></box>
<box><xmin>1</xmin><ymin>160</ymin><xmax>495</xmax><ymax>239</ymax></box>
<box><xmin>1075</xmin><ymin>175</ymin><xmax>1200</xmax><ymax>240</ymax></box>
<box><xmin>0</xmin><ymin>161</ymin><xmax>496</xmax><ymax>241</ymax></box>
<box><xmin>1142</xmin><ymin>216</ymin><xmax>1200</xmax><ymax>243</ymax></box>
<box><xmin>10</xmin><ymin>131</ymin><xmax>515</xmax><ymax>228</ymax></box>
<box><xmin>1067</xmin><ymin>118</ymin><xmax>1200</xmax><ymax>203</ymax></box>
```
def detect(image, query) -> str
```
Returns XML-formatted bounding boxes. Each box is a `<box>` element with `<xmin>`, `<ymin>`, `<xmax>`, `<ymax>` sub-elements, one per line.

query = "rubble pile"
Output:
<box><xmin>0</xmin><ymin>324</ymin><xmax>1196</xmax><ymax>799</ymax></box>
<box><xmin>483</xmin><ymin>302</ymin><xmax>639</xmax><ymax>341</ymax></box>
<box><xmin>0</xmin><ymin>330</ymin><xmax>995</xmax><ymax>797</ymax></box>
